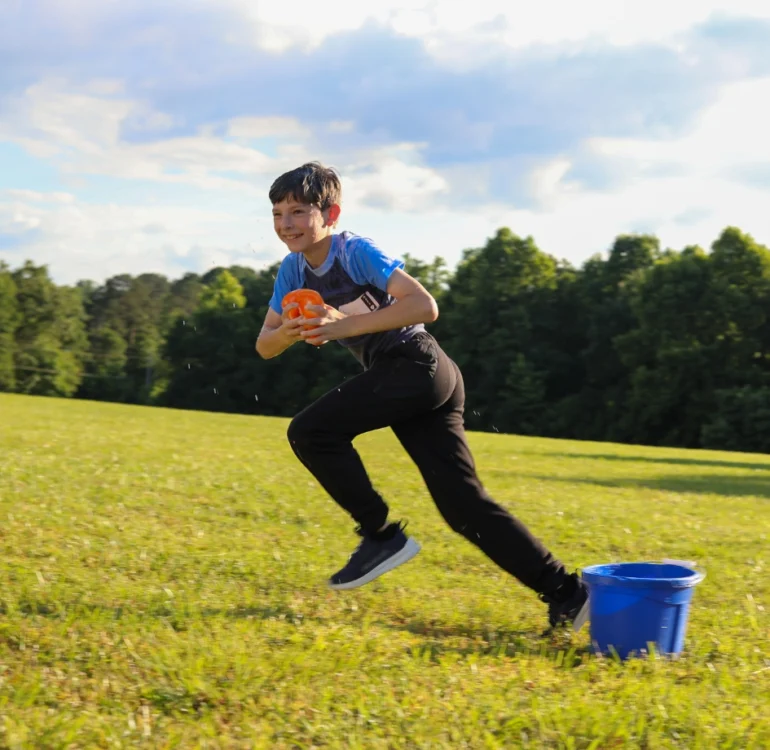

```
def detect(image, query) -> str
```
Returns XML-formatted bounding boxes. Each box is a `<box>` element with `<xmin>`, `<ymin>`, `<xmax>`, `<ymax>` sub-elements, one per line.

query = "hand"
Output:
<box><xmin>279</xmin><ymin>303</ymin><xmax>306</xmax><ymax>343</ymax></box>
<box><xmin>298</xmin><ymin>304</ymin><xmax>350</xmax><ymax>346</ymax></box>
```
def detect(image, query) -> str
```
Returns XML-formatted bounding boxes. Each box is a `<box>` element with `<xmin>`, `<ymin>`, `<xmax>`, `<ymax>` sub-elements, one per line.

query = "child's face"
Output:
<box><xmin>272</xmin><ymin>197</ymin><xmax>338</xmax><ymax>254</ymax></box>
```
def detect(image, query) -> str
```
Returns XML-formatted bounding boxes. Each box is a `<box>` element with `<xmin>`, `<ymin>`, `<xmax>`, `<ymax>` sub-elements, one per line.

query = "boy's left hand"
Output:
<box><xmin>298</xmin><ymin>304</ymin><xmax>351</xmax><ymax>345</ymax></box>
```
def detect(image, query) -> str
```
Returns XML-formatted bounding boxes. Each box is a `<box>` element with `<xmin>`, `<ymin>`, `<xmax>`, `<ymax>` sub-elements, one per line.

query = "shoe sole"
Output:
<box><xmin>328</xmin><ymin>537</ymin><xmax>421</xmax><ymax>590</ymax></box>
<box><xmin>572</xmin><ymin>595</ymin><xmax>590</xmax><ymax>632</ymax></box>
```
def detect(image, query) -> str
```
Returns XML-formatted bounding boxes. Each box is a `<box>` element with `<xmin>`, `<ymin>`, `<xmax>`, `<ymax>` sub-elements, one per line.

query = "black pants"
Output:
<box><xmin>287</xmin><ymin>331</ymin><xmax>568</xmax><ymax>595</ymax></box>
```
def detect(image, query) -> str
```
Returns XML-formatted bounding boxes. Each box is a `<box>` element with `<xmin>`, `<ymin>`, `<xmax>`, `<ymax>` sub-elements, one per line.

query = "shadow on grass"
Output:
<box><xmin>9</xmin><ymin>600</ymin><xmax>592</xmax><ymax>662</ymax></box>
<box><xmin>536</xmin><ymin>451</ymin><xmax>770</xmax><ymax>473</ymax></box>
<box><xmin>9</xmin><ymin>600</ymin><xmax>598</xmax><ymax>667</ymax></box>
<box><xmin>526</xmin><ymin>472</ymin><xmax>770</xmax><ymax>499</ymax></box>
<box><xmin>383</xmin><ymin>618</ymin><xmax>592</xmax><ymax>664</ymax></box>
<box><xmin>8</xmin><ymin>600</ymin><xmax>320</xmax><ymax>625</ymax></box>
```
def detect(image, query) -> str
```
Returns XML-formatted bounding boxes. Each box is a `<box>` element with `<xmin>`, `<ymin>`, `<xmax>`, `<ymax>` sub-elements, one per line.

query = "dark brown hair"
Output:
<box><xmin>268</xmin><ymin>162</ymin><xmax>342</xmax><ymax>209</ymax></box>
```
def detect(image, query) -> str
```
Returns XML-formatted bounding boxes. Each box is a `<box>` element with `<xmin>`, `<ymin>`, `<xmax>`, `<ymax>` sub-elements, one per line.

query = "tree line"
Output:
<box><xmin>2</xmin><ymin>225</ymin><xmax>770</xmax><ymax>453</ymax></box>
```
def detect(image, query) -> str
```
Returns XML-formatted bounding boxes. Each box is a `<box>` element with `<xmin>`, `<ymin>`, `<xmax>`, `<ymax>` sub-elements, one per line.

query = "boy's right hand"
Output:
<box><xmin>279</xmin><ymin>303</ymin><xmax>305</xmax><ymax>342</ymax></box>
<box><xmin>255</xmin><ymin>304</ymin><xmax>305</xmax><ymax>359</ymax></box>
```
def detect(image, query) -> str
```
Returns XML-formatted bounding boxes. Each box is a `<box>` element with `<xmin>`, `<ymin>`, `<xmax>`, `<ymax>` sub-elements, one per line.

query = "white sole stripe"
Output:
<box><xmin>329</xmin><ymin>537</ymin><xmax>421</xmax><ymax>590</ymax></box>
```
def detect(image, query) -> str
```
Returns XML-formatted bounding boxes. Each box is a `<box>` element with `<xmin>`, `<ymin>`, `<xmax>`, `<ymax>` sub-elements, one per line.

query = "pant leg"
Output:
<box><xmin>287</xmin><ymin>333</ymin><xmax>456</xmax><ymax>532</ymax></box>
<box><xmin>391</xmin><ymin>355</ymin><xmax>568</xmax><ymax>595</ymax></box>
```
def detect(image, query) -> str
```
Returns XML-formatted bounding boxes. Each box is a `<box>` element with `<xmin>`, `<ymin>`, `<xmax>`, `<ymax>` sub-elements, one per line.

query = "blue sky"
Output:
<box><xmin>2</xmin><ymin>0</ymin><xmax>770</xmax><ymax>284</ymax></box>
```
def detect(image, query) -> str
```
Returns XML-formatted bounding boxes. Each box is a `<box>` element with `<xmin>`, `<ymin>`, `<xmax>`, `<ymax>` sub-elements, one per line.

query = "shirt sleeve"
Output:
<box><xmin>267</xmin><ymin>255</ymin><xmax>301</xmax><ymax>314</ymax></box>
<box><xmin>343</xmin><ymin>235</ymin><xmax>405</xmax><ymax>292</ymax></box>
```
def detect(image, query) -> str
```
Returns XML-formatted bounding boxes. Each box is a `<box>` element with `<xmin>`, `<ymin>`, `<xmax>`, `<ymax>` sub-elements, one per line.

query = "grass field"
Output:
<box><xmin>1</xmin><ymin>392</ymin><xmax>769</xmax><ymax>749</ymax></box>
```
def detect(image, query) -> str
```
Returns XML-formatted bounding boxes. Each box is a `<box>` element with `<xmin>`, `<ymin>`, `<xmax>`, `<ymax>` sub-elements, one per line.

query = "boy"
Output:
<box><xmin>256</xmin><ymin>162</ymin><xmax>589</xmax><ymax>632</ymax></box>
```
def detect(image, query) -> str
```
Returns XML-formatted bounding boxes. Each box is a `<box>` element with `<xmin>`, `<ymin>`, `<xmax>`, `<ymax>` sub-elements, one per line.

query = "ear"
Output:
<box><xmin>325</xmin><ymin>203</ymin><xmax>341</xmax><ymax>226</ymax></box>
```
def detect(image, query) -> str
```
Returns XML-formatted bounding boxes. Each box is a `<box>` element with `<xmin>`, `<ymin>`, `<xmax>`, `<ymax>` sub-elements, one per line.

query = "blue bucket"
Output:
<box><xmin>582</xmin><ymin>562</ymin><xmax>705</xmax><ymax>660</ymax></box>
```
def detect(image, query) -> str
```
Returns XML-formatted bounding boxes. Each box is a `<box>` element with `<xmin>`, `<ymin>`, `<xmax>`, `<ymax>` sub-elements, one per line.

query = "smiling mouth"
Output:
<box><xmin>283</xmin><ymin>234</ymin><xmax>303</xmax><ymax>241</ymax></box>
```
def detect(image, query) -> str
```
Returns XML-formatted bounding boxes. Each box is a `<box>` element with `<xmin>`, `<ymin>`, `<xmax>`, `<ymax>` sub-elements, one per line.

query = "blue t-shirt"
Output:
<box><xmin>268</xmin><ymin>231</ymin><xmax>425</xmax><ymax>369</ymax></box>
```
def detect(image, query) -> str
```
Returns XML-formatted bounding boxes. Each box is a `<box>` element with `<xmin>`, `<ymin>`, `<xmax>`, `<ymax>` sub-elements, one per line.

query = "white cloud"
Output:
<box><xmin>3</xmin><ymin>2</ymin><xmax>770</xmax><ymax>288</ymax></box>
<box><xmin>334</xmin><ymin>76</ymin><xmax>770</xmax><ymax>270</ymax></box>
<box><xmin>221</xmin><ymin>0</ymin><xmax>770</xmax><ymax>53</ymax></box>
<box><xmin>341</xmin><ymin>144</ymin><xmax>449</xmax><ymax>212</ymax></box>
<box><xmin>1</xmin><ymin>79</ymin><xmax>453</xmax><ymax>210</ymax></box>
<box><xmin>4</xmin><ymin>189</ymin><xmax>76</xmax><ymax>204</ymax></box>
<box><xmin>5</xmin><ymin>72</ymin><xmax>770</xmax><ymax>287</ymax></box>
<box><xmin>16</xmin><ymin>0</ymin><xmax>770</xmax><ymax>55</ymax></box>
<box><xmin>0</xmin><ymin>81</ymin><xmax>279</xmax><ymax>192</ymax></box>
<box><xmin>0</xmin><ymin>188</ymin><xmax>276</xmax><ymax>284</ymax></box>
<box><xmin>0</xmin><ymin>80</ymin><xmax>452</xmax><ymax>283</ymax></box>
<box><xmin>227</xmin><ymin>116</ymin><xmax>310</xmax><ymax>141</ymax></box>
<box><xmin>528</xmin><ymin>159</ymin><xmax>577</xmax><ymax>209</ymax></box>
<box><xmin>1</xmin><ymin>77</ymin><xmax>451</xmax><ymax>217</ymax></box>
<box><xmin>588</xmin><ymin>76</ymin><xmax>770</xmax><ymax>169</ymax></box>
<box><xmin>485</xmin><ymin>78</ymin><xmax>770</xmax><ymax>259</ymax></box>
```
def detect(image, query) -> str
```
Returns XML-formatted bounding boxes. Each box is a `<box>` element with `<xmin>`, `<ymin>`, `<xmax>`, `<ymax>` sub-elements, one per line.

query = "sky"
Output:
<box><xmin>2</xmin><ymin>0</ymin><xmax>770</xmax><ymax>285</ymax></box>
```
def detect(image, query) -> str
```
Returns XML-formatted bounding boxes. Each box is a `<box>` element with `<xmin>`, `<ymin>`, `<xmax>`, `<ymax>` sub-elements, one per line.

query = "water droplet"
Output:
<box><xmin>182</xmin><ymin>320</ymin><xmax>186</xmax><ymax>326</ymax></box>
<box><xmin>254</xmin><ymin>394</ymin><xmax>259</xmax><ymax>401</ymax></box>
<box><xmin>214</xmin><ymin>388</ymin><xmax>218</xmax><ymax>395</ymax></box>
<box><xmin>187</xmin><ymin>364</ymin><xmax>190</xmax><ymax>370</ymax></box>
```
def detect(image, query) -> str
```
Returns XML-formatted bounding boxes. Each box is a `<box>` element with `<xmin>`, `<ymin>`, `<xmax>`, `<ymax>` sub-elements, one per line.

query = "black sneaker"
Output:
<box><xmin>539</xmin><ymin>572</ymin><xmax>590</xmax><ymax>633</ymax></box>
<box><xmin>328</xmin><ymin>521</ymin><xmax>421</xmax><ymax>590</ymax></box>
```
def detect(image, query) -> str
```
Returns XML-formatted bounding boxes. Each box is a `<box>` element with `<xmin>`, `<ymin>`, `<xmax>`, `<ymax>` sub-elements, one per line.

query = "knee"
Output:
<box><xmin>287</xmin><ymin>411</ymin><xmax>312</xmax><ymax>450</ymax></box>
<box><xmin>287</xmin><ymin>408</ymin><xmax>332</xmax><ymax>454</ymax></box>
<box><xmin>432</xmin><ymin>490</ymin><xmax>489</xmax><ymax>539</ymax></box>
<box><xmin>438</xmin><ymin>505</ymin><xmax>471</xmax><ymax>536</ymax></box>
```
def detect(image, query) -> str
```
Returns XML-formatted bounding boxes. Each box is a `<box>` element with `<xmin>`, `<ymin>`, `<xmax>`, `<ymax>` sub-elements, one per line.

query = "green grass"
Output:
<box><xmin>0</xmin><ymin>392</ymin><xmax>768</xmax><ymax>749</ymax></box>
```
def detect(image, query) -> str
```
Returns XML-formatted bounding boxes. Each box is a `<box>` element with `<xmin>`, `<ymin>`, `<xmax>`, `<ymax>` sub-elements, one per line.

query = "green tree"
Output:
<box><xmin>526</xmin><ymin>261</ymin><xmax>591</xmax><ymax>438</ymax></box>
<box><xmin>612</xmin><ymin>228</ymin><xmax>770</xmax><ymax>448</ymax></box>
<box><xmin>434</xmin><ymin>228</ymin><xmax>558</xmax><ymax>433</ymax></box>
<box><xmin>162</xmin><ymin>271</ymin><xmax>256</xmax><ymax>413</ymax></box>
<box><xmin>198</xmin><ymin>270</ymin><xmax>247</xmax><ymax>312</ymax></box>
<box><xmin>11</xmin><ymin>261</ymin><xmax>89</xmax><ymax>397</ymax></box>
<box><xmin>403</xmin><ymin>253</ymin><xmax>450</xmax><ymax>300</ymax></box>
<box><xmin>80</xmin><ymin>274</ymin><xmax>135</xmax><ymax>401</ymax></box>
<box><xmin>495</xmin><ymin>353</ymin><xmax>546</xmax><ymax>435</ymax></box>
<box><xmin>701</xmin><ymin>387</ymin><xmax>770</xmax><ymax>452</ymax></box>
<box><xmin>164</xmin><ymin>273</ymin><xmax>204</xmax><ymax>328</ymax></box>
<box><xmin>6</xmin><ymin>222</ymin><xmax>770</xmax><ymax>455</ymax></box>
<box><xmin>611</xmin><ymin>245</ymin><xmax>714</xmax><ymax>446</ymax></box>
<box><xmin>559</xmin><ymin>234</ymin><xmax>660</xmax><ymax>442</ymax></box>
<box><xmin>0</xmin><ymin>262</ymin><xmax>19</xmax><ymax>391</ymax></box>
<box><xmin>79</xmin><ymin>272</ymin><xmax>173</xmax><ymax>403</ymax></box>
<box><xmin>80</xmin><ymin>327</ymin><xmax>131</xmax><ymax>402</ymax></box>
<box><xmin>708</xmin><ymin>227</ymin><xmax>770</xmax><ymax>384</ymax></box>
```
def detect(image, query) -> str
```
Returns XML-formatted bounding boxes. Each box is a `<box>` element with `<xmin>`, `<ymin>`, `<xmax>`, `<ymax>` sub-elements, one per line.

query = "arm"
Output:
<box><xmin>346</xmin><ymin>268</ymin><xmax>438</xmax><ymax>336</ymax></box>
<box><xmin>257</xmin><ymin>255</ymin><xmax>304</xmax><ymax>359</ymax></box>
<box><xmin>298</xmin><ymin>269</ymin><xmax>438</xmax><ymax>344</ymax></box>
<box><xmin>255</xmin><ymin>305</ymin><xmax>304</xmax><ymax>359</ymax></box>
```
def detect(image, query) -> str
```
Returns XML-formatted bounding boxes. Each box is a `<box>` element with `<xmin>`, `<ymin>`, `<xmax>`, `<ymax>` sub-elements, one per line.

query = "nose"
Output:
<box><xmin>279</xmin><ymin>213</ymin><xmax>294</xmax><ymax>231</ymax></box>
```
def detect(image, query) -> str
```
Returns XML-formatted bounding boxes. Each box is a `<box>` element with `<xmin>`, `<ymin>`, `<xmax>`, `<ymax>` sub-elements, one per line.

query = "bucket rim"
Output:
<box><xmin>581</xmin><ymin>561</ymin><xmax>705</xmax><ymax>589</ymax></box>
